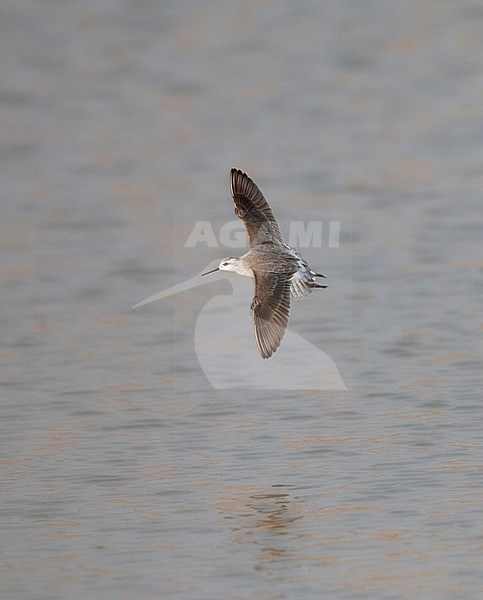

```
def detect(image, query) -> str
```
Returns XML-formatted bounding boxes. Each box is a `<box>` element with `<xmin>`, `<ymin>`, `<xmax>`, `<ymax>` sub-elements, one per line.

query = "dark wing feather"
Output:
<box><xmin>251</xmin><ymin>271</ymin><xmax>291</xmax><ymax>359</ymax></box>
<box><xmin>231</xmin><ymin>169</ymin><xmax>284</xmax><ymax>247</ymax></box>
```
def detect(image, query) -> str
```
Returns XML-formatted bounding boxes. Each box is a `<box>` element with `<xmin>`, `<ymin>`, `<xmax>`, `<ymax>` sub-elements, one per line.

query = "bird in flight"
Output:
<box><xmin>202</xmin><ymin>169</ymin><xmax>327</xmax><ymax>359</ymax></box>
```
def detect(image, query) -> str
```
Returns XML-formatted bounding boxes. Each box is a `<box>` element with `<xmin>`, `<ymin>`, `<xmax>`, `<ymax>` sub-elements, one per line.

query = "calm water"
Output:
<box><xmin>2</xmin><ymin>1</ymin><xmax>482</xmax><ymax>598</ymax></box>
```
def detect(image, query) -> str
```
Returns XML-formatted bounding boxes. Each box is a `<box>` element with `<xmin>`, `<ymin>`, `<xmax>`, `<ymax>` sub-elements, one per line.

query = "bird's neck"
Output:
<box><xmin>234</xmin><ymin>264</ymin><xmax>255</xmax><ymax>278</ymax></box>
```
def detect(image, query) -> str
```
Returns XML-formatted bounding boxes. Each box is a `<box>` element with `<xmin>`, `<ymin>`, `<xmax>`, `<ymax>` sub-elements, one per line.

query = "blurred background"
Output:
<box><xmin>2</xmin><ymin>1</ymin><xmax>482</xmax><ymax>599</ymax></box>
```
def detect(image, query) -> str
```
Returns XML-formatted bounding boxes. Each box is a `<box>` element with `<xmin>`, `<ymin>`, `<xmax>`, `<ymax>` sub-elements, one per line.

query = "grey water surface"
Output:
<box><xmin>2</xmin><ymin>1</ymin><xmax>482</xmax><ymax>599</ymax></box>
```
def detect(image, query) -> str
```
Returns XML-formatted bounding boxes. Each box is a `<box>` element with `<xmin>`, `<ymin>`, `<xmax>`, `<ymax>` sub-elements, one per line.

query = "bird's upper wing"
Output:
<box><xmin>251</xmin><ymin>270</ymin><xmax>292</xmax><ymax>359</ymax></box>
<box><xmin>231</xmin><ymin>169</ymin><xmax>284</xmax><ymax>247</ymax></box>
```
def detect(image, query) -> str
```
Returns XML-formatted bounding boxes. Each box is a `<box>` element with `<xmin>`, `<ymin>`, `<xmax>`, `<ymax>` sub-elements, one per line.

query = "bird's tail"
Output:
<box><xmin>290</xmin><ymin>270</ymin><xmax>327</xmax><ymax>300</ymax></box>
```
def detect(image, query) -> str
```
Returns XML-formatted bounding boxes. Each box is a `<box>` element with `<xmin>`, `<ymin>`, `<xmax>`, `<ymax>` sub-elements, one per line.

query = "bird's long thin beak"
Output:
<box><xmin>201</xmin><ymin>267</ymin><xmax>220</xmax><ymax>277</ymax></box>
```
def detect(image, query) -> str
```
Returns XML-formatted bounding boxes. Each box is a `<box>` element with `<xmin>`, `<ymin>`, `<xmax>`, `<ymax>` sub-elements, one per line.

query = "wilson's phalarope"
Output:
<box><xmin>202</xmin><ymin>169</ymin><xmax>326</xmax><ymax>359</ymax></box>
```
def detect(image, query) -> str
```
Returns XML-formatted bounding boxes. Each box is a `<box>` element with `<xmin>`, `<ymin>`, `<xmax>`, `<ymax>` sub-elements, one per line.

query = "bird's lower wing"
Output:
<box><xmin>251</xmin><ymin>271</ymin><xmax>291</xmax><ymax>359</ymax></box>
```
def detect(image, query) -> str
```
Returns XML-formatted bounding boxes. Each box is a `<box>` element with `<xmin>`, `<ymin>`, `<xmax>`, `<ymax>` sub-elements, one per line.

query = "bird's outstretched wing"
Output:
<box><xmin>231</xmin><ymin>169</ymin><xmax>284</xmax><ymax>247</ymax></box>
<box><xmin>251</xmin><ymin>271</ymin><xmax>291</xmax><ymax>359</ymax></box>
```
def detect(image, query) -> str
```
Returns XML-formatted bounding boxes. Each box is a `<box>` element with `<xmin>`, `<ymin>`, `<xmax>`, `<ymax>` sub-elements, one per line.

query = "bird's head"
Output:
<box><xmin>201</xmin><ymin>257</ymin><xmax>239</xmax><ymax>276</ymax></box>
